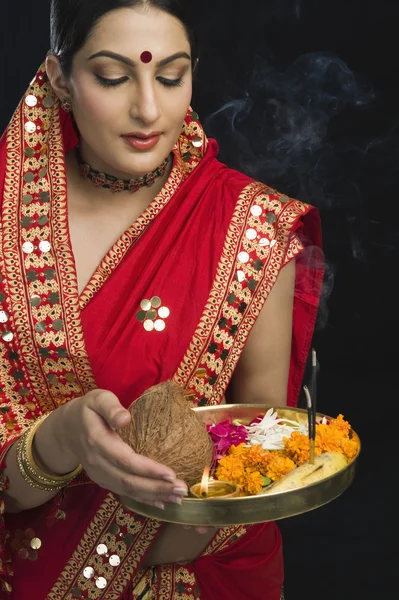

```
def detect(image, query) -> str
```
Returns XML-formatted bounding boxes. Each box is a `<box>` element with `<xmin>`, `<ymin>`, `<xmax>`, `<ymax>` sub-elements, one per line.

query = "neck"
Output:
<box><xmin>78</xmin><ymin>140</ymin><xmax>144</xmax><ymax>182</ymax></box>
<box><xmin>65</xmin><ymin>149</ymin><xmax>173</xmax><ymax>209</ymax></box>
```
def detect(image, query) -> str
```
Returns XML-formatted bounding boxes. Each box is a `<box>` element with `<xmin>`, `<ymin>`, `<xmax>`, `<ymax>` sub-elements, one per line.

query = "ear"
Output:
<box><xmin>46</xmin><ymin>55</ymin><xmax>71</xmax><ymax>101</ymax></box>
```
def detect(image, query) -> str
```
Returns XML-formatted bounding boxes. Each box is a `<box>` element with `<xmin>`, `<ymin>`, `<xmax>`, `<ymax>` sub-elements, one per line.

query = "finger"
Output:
<box><xmin>85</xmin><ymin>419</ymin><xmax>179</xmax><ymax>483</ymax></box>
<box><xmin>86</xmin><ymin>454</ymin><xmax>188</xmax><ymax>502</ymax></box>
<box><xmin>120</xmin><ymin>474</ymin><xmax>188</xmax><ymax>502</ymax></box>
<box><xmin>86</xmin><ymin>389</ymin><xmax>131</xmax><ymax>430</ymax></box>
<box><xmin>134</xmin><ymin>497</ymin><xmax>166</xmax><ymax>510</ymax></box>
<box><xmin>83</xmin><ymin>453</ymin><xmax>180</xmax><ymax>499</ymax></box>
<box><xmin>195</xmin><ymin>527</ymin><xmax>212</xmax><ymax>534</ymax></box>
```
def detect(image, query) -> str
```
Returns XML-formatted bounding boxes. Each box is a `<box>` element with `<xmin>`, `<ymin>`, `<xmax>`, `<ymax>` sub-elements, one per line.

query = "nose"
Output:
<box><xmin>129</xmin><ymin>78</ymin><xmax>161</xmax><ymax>125</ymax></box>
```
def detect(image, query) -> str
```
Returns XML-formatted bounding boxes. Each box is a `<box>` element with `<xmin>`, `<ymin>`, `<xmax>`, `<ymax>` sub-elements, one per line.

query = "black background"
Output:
<box><xmin>1</xmin><ymin>1</ymin><xmax>397</xmax><ymax>598</ymax></box>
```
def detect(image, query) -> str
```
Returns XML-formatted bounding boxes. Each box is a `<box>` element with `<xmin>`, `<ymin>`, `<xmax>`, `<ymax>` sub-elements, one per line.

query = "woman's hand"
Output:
<box><xmin>47</xmin><ymin>389</ymin><xmax>188</xmax><ymax>508</ymax></box>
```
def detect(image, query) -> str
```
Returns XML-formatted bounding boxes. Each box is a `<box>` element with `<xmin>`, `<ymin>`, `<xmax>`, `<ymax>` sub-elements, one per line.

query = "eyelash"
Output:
<box><xmin>94</xmin><ymin>75</ymin><xmax>183</xmax><ymax>89</ymax></box>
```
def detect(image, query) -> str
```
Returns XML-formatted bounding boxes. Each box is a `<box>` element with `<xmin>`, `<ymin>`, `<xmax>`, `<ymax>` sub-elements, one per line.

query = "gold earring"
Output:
<box><xmin>61</xmin><ymin>98</ymin><xmax>72</xmax><ymax>113</ymax></box>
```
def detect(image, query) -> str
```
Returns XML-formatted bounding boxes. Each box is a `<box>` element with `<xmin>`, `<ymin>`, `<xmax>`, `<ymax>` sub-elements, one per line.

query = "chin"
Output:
<box><xmin>123</xmin><ymin>153</ymin><xmax>169</xmax><ymax>178</ymax></box>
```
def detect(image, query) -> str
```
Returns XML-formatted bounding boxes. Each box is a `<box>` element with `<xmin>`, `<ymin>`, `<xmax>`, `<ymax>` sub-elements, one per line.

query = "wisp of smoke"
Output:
<box><xmin>204</xmin><ymin>52</ymin><xmax>376</xmax><ymax>330</ymax></box>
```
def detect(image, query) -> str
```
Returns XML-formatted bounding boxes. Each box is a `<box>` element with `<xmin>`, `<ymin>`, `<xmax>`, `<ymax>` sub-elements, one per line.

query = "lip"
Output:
<box><xmin>123</xmin><ymin>131</ymin><xmax>162</xmax><ymax>139</ymax></box>
<box><xmin>122</xmin><ymin>132</ymin><xmax>162</xmax><ymax>151</ymax></box>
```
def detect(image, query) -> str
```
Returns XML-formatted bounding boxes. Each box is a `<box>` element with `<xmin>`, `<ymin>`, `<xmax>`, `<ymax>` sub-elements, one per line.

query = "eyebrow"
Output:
<box><xmin>88</xmin><ymin>50</ymin><xmax>191</xmax><ymax>68</ymax></box>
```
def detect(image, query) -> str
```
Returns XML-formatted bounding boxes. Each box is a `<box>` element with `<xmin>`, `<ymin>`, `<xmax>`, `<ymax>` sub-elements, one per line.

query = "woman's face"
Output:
<box><xmin>57</xmin><ymin>6</ymin><xmax>193</xmax><ymax>178</ymax></box>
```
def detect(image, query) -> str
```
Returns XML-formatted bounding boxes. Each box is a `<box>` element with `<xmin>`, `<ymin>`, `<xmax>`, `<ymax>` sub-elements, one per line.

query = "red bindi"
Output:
<box><xmin>140</xmin><ymin>51</ymin><xmax>153</xmax><ymax>64</ymax></box>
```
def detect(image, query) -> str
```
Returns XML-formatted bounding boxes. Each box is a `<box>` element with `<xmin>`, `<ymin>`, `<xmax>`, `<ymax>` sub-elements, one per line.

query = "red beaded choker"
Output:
<box><xmin>76</xmin><ymin>147</ymin><xmax>171</xmax><ymax>194</ymax></box>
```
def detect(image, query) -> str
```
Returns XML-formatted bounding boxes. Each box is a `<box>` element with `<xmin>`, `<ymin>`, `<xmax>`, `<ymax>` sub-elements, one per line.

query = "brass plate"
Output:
<box><xmin>120</xmin><ymin>404</ymin><xmax>361</xmax><ymax>526</ymax></box>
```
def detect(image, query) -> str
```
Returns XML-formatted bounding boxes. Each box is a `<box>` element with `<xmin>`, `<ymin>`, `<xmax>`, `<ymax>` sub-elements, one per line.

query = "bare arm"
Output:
<box><xmin>228</xmin><ymin>259</ymin><xmax>296</xmax><ymax>406</ymax></box>
<box><xmin>3</xmin><ymin>414</ymin><xmax>77</xmax><ymax>513</ymax></box>
<box><xmin>3</xmin><ymin>390</ymin><xmax>187</xmax><ymax>514</ymax></box>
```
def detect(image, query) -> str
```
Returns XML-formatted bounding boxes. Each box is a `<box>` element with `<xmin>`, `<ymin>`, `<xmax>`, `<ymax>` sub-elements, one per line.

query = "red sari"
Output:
<box><xmin>0</xmin><ymin>64</ymin><xmax>324</xmax><ymax>599</ymax></box>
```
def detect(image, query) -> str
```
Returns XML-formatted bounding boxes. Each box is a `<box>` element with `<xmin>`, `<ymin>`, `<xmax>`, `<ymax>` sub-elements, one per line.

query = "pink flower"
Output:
<box><xmin>207</xmin><ymin>420</ymin><xmax>248</xmax><ymax>459</ymax></box>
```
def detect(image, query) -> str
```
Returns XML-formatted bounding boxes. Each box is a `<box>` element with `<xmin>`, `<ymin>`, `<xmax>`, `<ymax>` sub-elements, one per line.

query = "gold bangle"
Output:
<box><xmin>16</xmin><ymin>413</ymin><xmax>83</xmax><ymax>492</ymax></box>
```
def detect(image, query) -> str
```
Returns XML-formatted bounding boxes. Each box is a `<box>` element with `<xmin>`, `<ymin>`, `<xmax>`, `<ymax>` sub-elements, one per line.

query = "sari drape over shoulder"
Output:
<box><xmin>0</xmin><ymin>64</ymin><xmax>324</xmax><ymax>599</ymax></box>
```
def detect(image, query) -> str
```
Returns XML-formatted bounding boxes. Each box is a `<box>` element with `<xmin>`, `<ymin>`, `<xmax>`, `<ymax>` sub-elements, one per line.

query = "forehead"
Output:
<box><xmin>83</xmin><ymin>6</ymin><xmax>190</xmax><ymax>58</ymax></box>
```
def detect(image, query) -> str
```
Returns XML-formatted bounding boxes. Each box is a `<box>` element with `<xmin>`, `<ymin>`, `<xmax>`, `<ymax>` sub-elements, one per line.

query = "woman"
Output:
<box><xmin>0</xmin><ymin>0</ymin><xmax>324</xmax><ymax>598</ymax></box>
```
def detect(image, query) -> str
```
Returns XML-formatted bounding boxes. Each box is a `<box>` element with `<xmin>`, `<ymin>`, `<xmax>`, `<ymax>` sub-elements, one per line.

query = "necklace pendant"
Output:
<box><xmin>128</xmin><ymin>179</ymin><xmax>140</xmax><ymax>193</ymax></box>
<box><xmin>110</xmin><ymin>179</ymin><xmax>125</xmax><ymax>194</ymax></box>
<box><xmin>80</xmin><ymin>164</ymin><xmax>90</xmax><ymax>178</ymax></box>
<box><xmin>94</xmin><ymin>173</ymin><xmax>106</xmax><ymax>187</ymax></box>
<box><xmin>145</xmin><ymin>172</ymin><xmax>156</xmax><ymax>187</ymax></box>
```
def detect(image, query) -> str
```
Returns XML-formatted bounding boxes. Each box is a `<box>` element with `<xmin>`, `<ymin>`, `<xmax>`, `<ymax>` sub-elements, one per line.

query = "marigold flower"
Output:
<box><xmin>283</xmin><ymin>432</ymin><xmax>317</xmax><ymax>465</ymax></box>
<box><xmin>330</xmin><ymin>414</ymin><xmax>351</xmax><ymax>435</ymax></box>
<box><xmin>263</xmin><ymin>454</ymin><xmax>296</xmax><ymax>481</ymax></box>
<box><xmin>239</xmin><ymin>469</ymin><xmax>264</xmax><ymax>495</ymax></box>
<box><xmin>213</xmin><ymin>414</ymin><xmax>359</xmax><ymax>495</ymax></box>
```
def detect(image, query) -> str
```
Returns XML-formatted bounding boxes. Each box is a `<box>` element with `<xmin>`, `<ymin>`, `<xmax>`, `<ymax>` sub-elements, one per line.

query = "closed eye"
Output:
<box><xmin>95</xmin><ymin>75</ymin><xmax>129</xmax><ymax>88</ymax></box>
<box><xmin>157</xmin><ymin>76</ymin><xmax>183</xmax><ymax>88</ymax></box>
<box><xmin>94</xmin><ymin>74</ymin><xmax>184</xmax><ymax>89</ymax></box>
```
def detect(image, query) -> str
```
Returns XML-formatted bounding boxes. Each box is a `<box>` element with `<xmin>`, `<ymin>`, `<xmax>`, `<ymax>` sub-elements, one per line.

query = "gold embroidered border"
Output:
<box><xmin>210</xmin><ymin>192</ymin><xmax>308</xmax><ymax>405</ymax></box>
<box><xmin>79</xmin><ymin>109</ymin><xmax>207</xmax><ymax>310</ymax></box>
<box><xmin>172</xmin><ymin>180</ymin><xmax>265</xmax><ymax>400</ymax></box>
<box><xmin>48</xmin><ymin>91</ymin><xmax>96</xmax><ymax>395</ymax></box>
<box><xmin>157</xmin><ymin>564</ymin><xmax>199</xmax><ymax>600</ymax></box>
<box><xmin>1</xmin><ymin>100</ymin><xmax>54</xmax><ymax>412</ymax></box>
<box><xmin>173</xmin><ymin>183</ymin><xmax>309</xmax><ymax>406</ymax></box>
<box><xmin>129</xmin><ymin>526</ymin><xmax>248</xmax><ymax>599</ymax></box>
<box><xmin>0</xmin><ymin>141</ymin><xmax>38</xmax><ymax>446</ymax></box>
<box><xmin>47</xmin><ymin>494</ymin><xmax>163</xmax><ymax>600</ymax></box>
<box><xmin>201</xmin><ymin>524</ymin><xmax>250</xmax><ymax>557</ymax></box>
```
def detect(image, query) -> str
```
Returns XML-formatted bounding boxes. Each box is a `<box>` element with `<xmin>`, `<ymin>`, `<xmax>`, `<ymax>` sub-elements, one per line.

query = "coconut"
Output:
<box><xmin>117</xmin><ymin>381</ymin><xmax>214</xmax><ymax>487</ymax></box>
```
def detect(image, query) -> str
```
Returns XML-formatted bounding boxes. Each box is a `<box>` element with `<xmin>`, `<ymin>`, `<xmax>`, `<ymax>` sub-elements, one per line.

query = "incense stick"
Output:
<box><xmin>303</xmin><ymin>385</ymin><xmax>315</xmax><ymax>465</ymax></box>
<box><xmin>311</xmin><ymin>348</ymin><xmax>317</xmax><ymax>445</ymax></box>
<box><xmin>304</xmin><ymin>348</ymin><xmax>318</xmax><ymax>465</ymax></box>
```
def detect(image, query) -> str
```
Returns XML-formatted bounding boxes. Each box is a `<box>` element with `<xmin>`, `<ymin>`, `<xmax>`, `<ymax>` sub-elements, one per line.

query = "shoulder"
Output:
<box><xmin>216</xmin><ymin>163</ymin><xmax>314</xmax><ymax>239</ymax></box>
<box><xmin>205</xmin><ymin>146</ymin><xmax>311</xmax><ymax>218</ymax></box>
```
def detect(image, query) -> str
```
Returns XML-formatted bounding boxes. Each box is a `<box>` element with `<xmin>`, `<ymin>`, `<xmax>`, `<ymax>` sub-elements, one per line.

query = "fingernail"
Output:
<box><xmin>163</xmin><ymin>475</ymin><xmax>176</xmax><ymax>483</ymax></box>
<box><xmin>154</xmin><ymin>502</ymin><xmax>165</xmax><ymax>510</ymax></box>
<box><xmin>115</xmin><ymin>411</ymin><xmax>129</xmax><ymax>425</ymax></box>
<box><xmin>196</xmin><ymin>527</ymin><xmax>209</xmax><ymax>534</ymax></box>
<box><xmin>173</xmin><ymin>487</ymin><xmax>188</xmax><ymax>496</ymax></box>
<box><xmin>170</xmin><ymin>496</ymin><xmax>183</xmax><ymax>506</ymax></box>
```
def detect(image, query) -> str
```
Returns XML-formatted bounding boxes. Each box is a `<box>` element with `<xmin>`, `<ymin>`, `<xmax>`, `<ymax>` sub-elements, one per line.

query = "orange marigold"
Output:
<box><xmin>283</xmin><ymin>432</ymin><xmax>321</xmax><ymax>465</ymax></box>
<box><xmin>216</xmin><ymin>454</ymin><xmax>246</xmax><ymax>485</ymax></box>
<box><xmin>228</xmin><ymin>443</ymin><xmax>247</xmax><ymax>458</ymax></box>
<box><xmin>263</xmin><ymin>454</ymin><xmax>296</xmax><ymax>481</ymax></box>
<box><xmin>239</xmin><ymin>469</ymin><xmax>264</xmax><ymax>495</ymax></box>
<box><xmin>316</xmin><ymin>424</ymin><xmax>346</xmax><ymax>454</ymax></box>
<box><xmin>215</xmin><ymin>414</ymin><xmax>358</xmax><ymax>495</ymax></box>
<box><xmin>340</xmin><ymin>438</ymin><xmax>359</xmax><ymax>461</ymax></box>
<box><xmin>330</xmin><ymin>414</ymin><xmax>351</xmax><ymax>435</ymax></box>
<box><xmin>241</xmin><ymin>444</ymin><xmax>266</xmax><ymax>468</ymax></box>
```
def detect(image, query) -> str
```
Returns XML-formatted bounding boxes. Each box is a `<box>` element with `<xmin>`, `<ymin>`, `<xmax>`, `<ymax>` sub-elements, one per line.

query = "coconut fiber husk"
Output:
<box><xmin>117</xmin><ymin>381</ymin><xmax>214</xmax><ymax>487</ymax></box>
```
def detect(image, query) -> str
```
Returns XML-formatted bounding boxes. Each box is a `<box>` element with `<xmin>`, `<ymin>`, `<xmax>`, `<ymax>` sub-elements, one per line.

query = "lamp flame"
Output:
<box><xmin>200</xmin><ymin>466</ymin><xmax>210</xmax><ymax>497</ymax></box>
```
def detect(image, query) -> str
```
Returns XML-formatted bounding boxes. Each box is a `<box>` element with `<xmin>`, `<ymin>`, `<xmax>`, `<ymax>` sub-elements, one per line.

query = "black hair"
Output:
<box><xmin>50</xmin><ymin>0</ymin><xmax>198</xmax><ymax>76</ymax></box>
